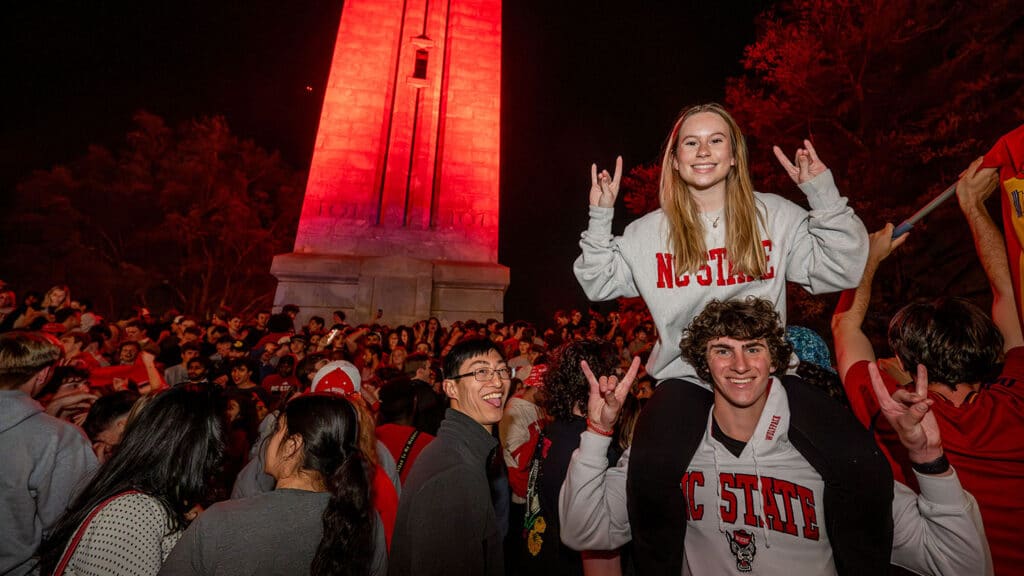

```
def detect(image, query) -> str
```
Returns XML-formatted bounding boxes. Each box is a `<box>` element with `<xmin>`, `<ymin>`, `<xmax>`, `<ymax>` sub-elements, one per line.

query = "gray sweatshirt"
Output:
<box><xmin>573</xmin><ymin>170</ymin><xmax>867</xmax><ymax>381</ymax></box>
<box><xmin>0</xmin><ymin>390</ymin><xmax>97</xmax><ymax>576</ymax></box>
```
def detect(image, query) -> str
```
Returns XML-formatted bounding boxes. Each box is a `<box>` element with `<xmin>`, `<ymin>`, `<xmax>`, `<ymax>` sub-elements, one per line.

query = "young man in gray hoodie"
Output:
<box><xmin>561</xmin><ymin>297</ymin><xmax>991</xmax><ymax>575</ymax></box>
<box><xmin>0</xmin><ymin>331</ymin><xmax>97</xmax><ymax>576</ymax></box>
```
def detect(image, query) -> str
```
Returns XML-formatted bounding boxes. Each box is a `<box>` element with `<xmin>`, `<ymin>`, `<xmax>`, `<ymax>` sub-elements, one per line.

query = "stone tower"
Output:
<box><xmin>271</xmin><ymin>0</ymin><xmax>507</xmax><ymax>326</ymax></box>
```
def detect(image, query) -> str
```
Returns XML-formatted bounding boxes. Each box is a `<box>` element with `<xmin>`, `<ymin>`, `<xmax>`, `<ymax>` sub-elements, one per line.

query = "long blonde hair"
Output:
<box><xmin>42</xmin><ymin>285</ymin><xmax>71</xmax><ymax>311</ymax></box>
<box><xmin>658</xmin><ymin>103</ymin><xmax>767</xmax><ymax>277</ymax></box>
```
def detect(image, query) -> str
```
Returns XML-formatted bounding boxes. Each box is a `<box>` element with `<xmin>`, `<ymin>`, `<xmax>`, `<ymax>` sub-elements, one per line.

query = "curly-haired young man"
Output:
<box><xmin>561</xmin><ymin>297</ymin><xmax>992</xmax><ymax>575</ymax></box>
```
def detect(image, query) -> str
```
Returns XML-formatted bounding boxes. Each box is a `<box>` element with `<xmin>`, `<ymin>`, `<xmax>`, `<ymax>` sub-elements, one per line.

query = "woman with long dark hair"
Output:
<box><xmin>41</xmin><ymin>386</ymin><xmax>224</xmax><ymax>576</ymax></box>
<box><xmin>159</xmin><ymin>393</ymin><xmax>384</xmax><ymax>575</ymax></box>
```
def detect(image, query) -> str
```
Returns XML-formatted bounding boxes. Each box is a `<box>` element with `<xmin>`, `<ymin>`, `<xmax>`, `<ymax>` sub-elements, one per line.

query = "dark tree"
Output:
<box><xmin>618</xmin><ymin>0</ymin><xmax>1024</xmax><ymax>342</ymax></box>
<box><xmin>1</xmin><ymin>111</ymin><xmax>304</xmax><ymax>317</ymax></box>
<box><xmin>726</xmin><ymin>0</ymin><xmax>1024</xmax><ymax>326</ymax></box>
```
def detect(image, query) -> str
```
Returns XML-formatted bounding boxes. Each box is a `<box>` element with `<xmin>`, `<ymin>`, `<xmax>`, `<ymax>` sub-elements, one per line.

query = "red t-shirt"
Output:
<box><xmin>261</xmin><ymin>374</ymin><xmax>300</xmax><ymax>397</ymax></box>
<box><xmin>375</xmin><ymin>424</ymin><xmax>435</xmax><ymax>485</ymax></box>
<box><xmin>373</xmin><ymin>464</ymin><xmax>399</xmax><ymax>551</ymax></box>
<box><xmin>845</xmin><ymin>348</ymin><xmax>1024</xmax><ymax>576</ymax></box>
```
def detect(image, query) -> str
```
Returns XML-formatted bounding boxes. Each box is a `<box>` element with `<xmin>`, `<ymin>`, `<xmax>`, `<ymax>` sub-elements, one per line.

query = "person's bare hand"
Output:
<box><xmin>773</xmin><ymin>139</ymin><xmax>828</xmax><ymax>185</ymax></box>
<box><xmin>582</xmin><ymin>356</ymin><xmax>640</xmax><ymax>431</ymax></box>
<box><xmin>867</xmin><ymin>223</ymin><xmax>908</xmax><ymax>265</ymax></box>
<box><xmin>361</xmin><ymin>382</ymin><xmax>380</xmax><ymax>407</ymax></box>
<box><xmin>955</xmin><ymin>156</ymin><xmax>999</xmax><ymax>214</ymax></box>
<box><xmin>589</xmin><ymin>156</ymin><xmax>623</xmax><ymax>208</ymax></box>
<box><xmin>869</xmin><ymin>362</ymin><xmax>943</xmax><ymax>466</ymax></box>
<box><xmin>45</xmin><ymin>389</ymin><xmax>98</xmax><ymax>424</ymax></box>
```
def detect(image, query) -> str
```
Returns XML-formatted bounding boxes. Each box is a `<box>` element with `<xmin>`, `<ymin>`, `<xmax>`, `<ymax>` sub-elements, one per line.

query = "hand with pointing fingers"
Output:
<box><xmin>582</xmin><ymin>356</ymin><xmax>641</xmax><ymax>432</ymax></box>
<box><xmin>589</xmin><ymin>156</ymin><xmax>623</xmax><ymax>208</ymax></box>
<box><xmin>868</xmin><ymin>362</ymin><xmax>944</xmax><ymax>467</ymax></box>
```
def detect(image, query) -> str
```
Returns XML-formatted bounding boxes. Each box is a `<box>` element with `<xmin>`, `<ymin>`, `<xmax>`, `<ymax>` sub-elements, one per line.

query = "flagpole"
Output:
<box><xmin>892</xmin><ymin>183</ymin><xmax>958</xmax><ymax>238</ymax></box>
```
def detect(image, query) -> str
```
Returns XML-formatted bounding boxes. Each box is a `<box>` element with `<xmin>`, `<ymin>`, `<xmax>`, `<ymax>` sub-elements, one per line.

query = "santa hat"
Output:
<box><xmin>310</xmin><ymin>360</ymin><xmax>361</xmax><ymax>397</ymax></box>
<box><xmin>523</xmin><ymin>364</ymin><xmax>548</xmax><ymax>388</ymax></box>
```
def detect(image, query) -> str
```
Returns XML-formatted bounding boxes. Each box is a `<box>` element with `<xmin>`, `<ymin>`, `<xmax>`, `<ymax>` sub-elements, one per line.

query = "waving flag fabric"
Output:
<box><xmin>982</xmin><ymin>124</ymin><xmax>1024</xmax><ymax>328</ymax></box>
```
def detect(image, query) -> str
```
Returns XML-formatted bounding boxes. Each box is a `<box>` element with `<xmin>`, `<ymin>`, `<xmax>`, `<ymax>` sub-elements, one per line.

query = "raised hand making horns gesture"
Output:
<box><xmin>581</xmin><ymin>356</ymin><xmax>641</xmax><ymax>433</ymax></box>
<box><xmin>773</xmin><ymin>139</ymin><xmax>828</xmax><ymax>185</ymax></box>
<box><xmin>589</xmin><ymin>156</ymin><xmax>623</xmax><ymax>208</ymax></box>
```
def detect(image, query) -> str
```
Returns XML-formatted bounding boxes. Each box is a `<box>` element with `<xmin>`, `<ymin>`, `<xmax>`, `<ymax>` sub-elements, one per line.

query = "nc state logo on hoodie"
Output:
<box><xmin>726</xmin><ymin>529</ymin><xmax>757</xmax><ymax>572</ymax></box>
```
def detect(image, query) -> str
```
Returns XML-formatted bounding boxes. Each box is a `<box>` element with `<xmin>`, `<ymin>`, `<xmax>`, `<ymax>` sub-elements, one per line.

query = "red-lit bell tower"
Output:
<box><xmin>272</xmin><ymin>0</ymin><xmax>507</xmax><ymax>325</ymax></box>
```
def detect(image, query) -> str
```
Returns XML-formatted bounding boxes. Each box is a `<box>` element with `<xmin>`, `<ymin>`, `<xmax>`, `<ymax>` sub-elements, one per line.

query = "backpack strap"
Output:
<box><xmin>53</xmin><ymin>490</ymin><xmax>143</xmax><ymax>575</ymax></box>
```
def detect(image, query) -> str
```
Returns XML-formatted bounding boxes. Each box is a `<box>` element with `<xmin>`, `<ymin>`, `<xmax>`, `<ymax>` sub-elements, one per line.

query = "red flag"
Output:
<box><xmin>983</xmin><ymin>124</ymin><xmax>1024</xmax><ymax>327</ymax></box>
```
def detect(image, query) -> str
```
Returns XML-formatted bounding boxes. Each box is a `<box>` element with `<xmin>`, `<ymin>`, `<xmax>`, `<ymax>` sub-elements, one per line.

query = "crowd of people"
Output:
<box><xmin>0</xmin><ymin>275</ymin><xmax>662</xmax><ymax>576</ymax></box>
<box><xmin>0</xmin><ymin>103</ymin><xmax>1020</xmax><ymax>576</ymax></box>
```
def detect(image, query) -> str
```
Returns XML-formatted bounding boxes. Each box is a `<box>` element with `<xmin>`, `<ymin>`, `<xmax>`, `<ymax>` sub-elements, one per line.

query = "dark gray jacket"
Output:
<box><xmin>388</xmin><ymin>409</ymin><xmax>503</xmax><ymax>576</ymax></box>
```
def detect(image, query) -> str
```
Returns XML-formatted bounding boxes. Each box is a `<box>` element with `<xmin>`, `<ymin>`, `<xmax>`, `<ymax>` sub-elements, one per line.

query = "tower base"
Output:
<box><xmin>270</xmin><ymin>253</ymin><xmax>509</xmax><ymax>327</ymax></box>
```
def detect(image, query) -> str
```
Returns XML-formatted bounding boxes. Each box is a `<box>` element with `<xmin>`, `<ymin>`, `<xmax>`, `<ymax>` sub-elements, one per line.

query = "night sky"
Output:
<box><xmin>4</xmin><ymin>0</ymin><xmax>767</xmax><ymax>324</ymax></box>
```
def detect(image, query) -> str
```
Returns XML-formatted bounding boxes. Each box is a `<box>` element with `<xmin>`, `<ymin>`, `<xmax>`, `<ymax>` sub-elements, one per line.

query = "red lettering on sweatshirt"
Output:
<box><xmin>709</xmin><ymin>248</ymin><xmax>734</xmax><ymax>286</ymax></box>
<box><xmin>797</xmin><ymin>484</ymin><xmax>820</xmax><ymax>540</ymax></box>
<box><xmin>707</xmin><ymin>471</ymin><xmax>819</xmax><ymax>541</ymax></box>
<box><xmin>695</xmin><ymin>262</ymin><xmax>713</xmax><ymax>286</ymax></box>
<box><xmin>762</xmin><ymin>478</ymin><xmax>799</xmax><ymax>536</ymax></box>
<box><xmin>734</xmin><ymin>473</ymin><xmax>763</xmax><ymax>527</ymax></box>
<box><xmin>761</xmin><ymin>240</ymin><xmax>775</xmax><ymax>280</ymax></box>
<box><xmin>656</xmin><ymin>253</ymin><xmax>673</xmax><ymax>288</ymax></box>
<box><xmin>773</xmin><ymin>479</ymin><xmax>801</xmax><ymax>537</ymax></box>
<box><xmin>681</xmin><ymin>471</ymin><xmax>705</xmax><ymax>521</ymax></box>
<box><xmin>765</xmin><ymin>415</ymin><xmax>782</xmax><ymax>441</ymax></box>
<box><xmin>653</xmin><ymin>240</ymin><xmax>775</xmax><ymax>289</ymax></box>
<box><xmin>719</xmin><ymin>474</ymin><xmax>738</xmax><ymax>524</ymax></box>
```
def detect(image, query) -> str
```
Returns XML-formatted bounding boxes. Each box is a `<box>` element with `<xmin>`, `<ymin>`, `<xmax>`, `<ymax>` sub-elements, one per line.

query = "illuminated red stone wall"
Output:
<box><xmin>294</xmin><ymin>0</ymin><xmax>502</xmax><ymax>263</ymax></box>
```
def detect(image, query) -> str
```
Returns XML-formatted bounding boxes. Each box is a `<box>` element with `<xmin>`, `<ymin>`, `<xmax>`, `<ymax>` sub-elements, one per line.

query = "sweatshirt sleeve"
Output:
<box><xmin>573</xmin><ymin>205</ymin><xmax>640</xmax><ymax>301</ymax></box>
<box><xmin>890</xmin><ymin>469</ymin><xmax>993</xmax><ymax>576</ymax></box>
<box><xmin>784</xmin><ymin>170</ymin><xmax>869</xmax><ymax>293</ymax></box>
<box><xmin>37</xmin><ymin>428</ymin><xmax>97</xmax><ymax>539</ymax></box>
<box><xmin>558</xmin><ymin>431</ymin><xmax>631</xmax><ymax>550</ymax></box>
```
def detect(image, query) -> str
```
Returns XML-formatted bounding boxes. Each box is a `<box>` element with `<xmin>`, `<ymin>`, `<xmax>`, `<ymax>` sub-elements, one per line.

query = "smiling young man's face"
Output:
<box><xmin>443</xmin><ymin>349</ymin><xmax>510</xmax><ymax>430</ymax></box>
<box><xmin>706</xmin><ymin>336</ymin><xmax>775</xmax><ymax>413</ymax></box>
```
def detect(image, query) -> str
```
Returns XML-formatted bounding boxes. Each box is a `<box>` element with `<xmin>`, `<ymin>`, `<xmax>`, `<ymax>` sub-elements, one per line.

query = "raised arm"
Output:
<box><xmin>871</xmin><ymin>363</ymin><xmax>993</xmax><ymax>574</ymax></box>
<box><xmin>558</xmin><ymin>357</ymin><xmax>639</xmax><ymax>551</ymax></box>
<box><xmin>956</xmin><ymin>156</ymin><xmax>1023</xmax><ymax>349</ymax></box>
<box><xmin>774</xmin><ymin>141</ymin><xmax>869</xmax><ymax>294</ymax></box>
<box><xmin>832</xmin><ymin>224</ymin><xmax>908</xmax><ymax>382</ymax></box>
<box><xmin>573</xmin><ymin>156</ymin><xmax>641</xmax><ymax>301</ymax></box>
<box><xmin>140</xmin><ymin>351</ymin><xmax>167</xmax><ymax>393</ymax></box>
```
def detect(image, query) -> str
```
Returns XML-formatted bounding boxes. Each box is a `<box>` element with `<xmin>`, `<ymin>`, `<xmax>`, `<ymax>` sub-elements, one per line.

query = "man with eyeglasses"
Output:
<box><xmin>390</xmin><ymin>338</ymin><xmax>513</xmax><ymax>576</ymax></box>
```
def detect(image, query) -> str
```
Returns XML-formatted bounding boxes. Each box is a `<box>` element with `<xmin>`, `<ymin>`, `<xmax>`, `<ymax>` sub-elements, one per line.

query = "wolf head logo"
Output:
<box><xmin>726</xmin><ymin>529</ymin><xmax>757</xmax><ymax>572</ymax></box>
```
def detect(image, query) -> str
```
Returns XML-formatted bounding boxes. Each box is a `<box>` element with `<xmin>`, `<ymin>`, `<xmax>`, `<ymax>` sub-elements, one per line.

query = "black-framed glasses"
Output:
<box><xmin>450</xmin><ymin>366</ymin><xmax>515</xmax><ymax>382</ymax></box>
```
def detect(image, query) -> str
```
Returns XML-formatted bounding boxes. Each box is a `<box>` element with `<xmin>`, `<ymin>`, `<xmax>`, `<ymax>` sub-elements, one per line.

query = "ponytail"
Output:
<box><xmin>281</xmin><ymin>394</ymin><xmax>375</xmax><ymax>576</ymax></box>
<box><xmin>311</xmin><ymin>450</ymin><xmax>374</xmax><ymax>576</ymax></box>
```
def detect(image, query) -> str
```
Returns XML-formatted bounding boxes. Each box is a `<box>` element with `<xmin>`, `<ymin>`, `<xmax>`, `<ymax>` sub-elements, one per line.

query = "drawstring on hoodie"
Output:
<box><xmin>712</xmin><ymin>439</ymin><xmax>726</xmax><ymax>536</ymax></box>
<box><xmin>750</xmin><ymin>446</ymin><xmax>771</xmax><ymax>549</ymax></box>
<box><xmin>711</xmin><ymin>422</ymin><xmax>773</xmax><ymax>550</ymax></box>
